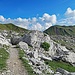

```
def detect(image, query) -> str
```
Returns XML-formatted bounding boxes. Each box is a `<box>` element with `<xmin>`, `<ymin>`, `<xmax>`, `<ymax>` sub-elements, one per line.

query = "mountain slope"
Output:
<box><xmin>0</xmin><ymin>23</ymin><xmax>29</xmax><ymax>33</ymax></box>
<box><xmin>44</xmin><ymin>25</ymin><xmax>75</xmax><ymax>36</ymax></box>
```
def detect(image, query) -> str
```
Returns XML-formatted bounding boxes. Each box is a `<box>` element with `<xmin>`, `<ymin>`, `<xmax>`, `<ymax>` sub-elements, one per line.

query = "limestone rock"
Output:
<box><xmin>19</xmin><ymin>41</ymin><xmax>29</xmax><ymax>50</ymax></box>
<box><xmin>40</xmin><ymin>55</ymin><xmax>52</xmax><ymax>61</ymax></box>
<box><xmin>0</xmin><ymin>33</ymin><xmax>10</xmax><ymax>46</ymax></box>
<box><xmin>22</xmin><ymin>30</ymin><xmax>51</xmax><ymax>47</ymax></box>
<box><xmin>69</xmin><ymin>72</ymin><xmax>75</xmax><ymax>75</ymax></box>
<box><xmin>54</xmin><ymin>72</ymin><xmax>62</xmax><ymax>75</ymax></box>
<box><xmin>56</xmin><ymin>68</ymin><xmax>69</xmax><ymax>75</ymax></box>
<box><xmin>33</xmin><ymin>49</ymin><xmax>38</xmax><ymax>59</ymax></box>
<box><xmin>14</xmin><ymin>30</ymin><xmax>75</xmax><ymax>74</ymax></box>
<box><xmin>11</xmin><ymin>36</ymin><xmax>21</xmax><ymax>45</ymax></box>
<box><xmin>62</xmin><ymin>52</ymin><xmax>75</xmax><ymax>64</ymax></box>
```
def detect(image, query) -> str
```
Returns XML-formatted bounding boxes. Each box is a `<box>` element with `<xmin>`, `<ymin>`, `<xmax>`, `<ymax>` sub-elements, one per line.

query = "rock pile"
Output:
<box><xmin>18</xmin><ymin>30</ymin><xmax>75</xmax><ymax>75</ymax></box>
<box><xmin>0</xmin><ymin>33</ymin><xmax>10</xmax><ymax>46</ymax></box>
<box><xmin>0</xmin><ymin>30</ymin><xmax>75</xmax><ymax>75</ymax></box>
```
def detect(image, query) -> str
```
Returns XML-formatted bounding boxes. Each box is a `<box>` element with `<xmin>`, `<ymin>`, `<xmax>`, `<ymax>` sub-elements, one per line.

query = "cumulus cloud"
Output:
<box><xmin>1</xmin><ymin>7</ymin><xmax>75</xmax><ymax>31</ymax></box>
<box><xmin>40</xmin><ymin>13</ymin><xmax>56</xmax><ymax>24</ymax></box>
<box><xmin>57</xmin><ymin>7</ymin><xmax>75</xmax><ymax>25</ymax></box>
<box><xmin>65</xmin><ymin>7</ymin><xmax>75</xmax><ymax>17</ymax></box>
<box><xmin>0</xmin><ymin>13</ymin><xmax>57</xmax><ymax>31</ymax></box>
<box><xmin>39</xmin><ymin>13</ymin><xmax>57</xmax><ymax>30</ymax></box>
<box><xmin>44</xmin><ymin>23</ymin><xmax>52</xmax><ymax>29</ymax></box>
<box><xmin>0</xmin><ymin>15</ymin><xmax>5</xmax><ymax>21</ymax></box>
<box><xmin>31</xmin><ymin>23</ymin><xmax>44</xmax><ymax>31</ymax></box>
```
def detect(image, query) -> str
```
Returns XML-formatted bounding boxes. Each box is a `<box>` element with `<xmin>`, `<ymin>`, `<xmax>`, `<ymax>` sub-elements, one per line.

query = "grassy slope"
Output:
<box><xmin>44</xmin><ymin>25</ymin><xmax>75</xmax><ymax>36</ymax></box>
<box><xmin>0</xmin><ymin>47</ymin><xmax>9</xmax><ymax>70</ymax></box>
<box><xmin>45</xmin><ymin>60</ymin><xmax>75</xmax><ymax>72</ymax></box>
<box><xmin>0</xmin><ymin>23</ymin><xmax>28</xmax><ymax>33</ymax></box>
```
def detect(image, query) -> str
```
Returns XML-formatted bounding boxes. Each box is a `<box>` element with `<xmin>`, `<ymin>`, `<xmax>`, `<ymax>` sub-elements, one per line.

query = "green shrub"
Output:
<box><xmin>41</xmin><ymin>42</ymin><xmax>50</xmax><ymax>51</ymax></box>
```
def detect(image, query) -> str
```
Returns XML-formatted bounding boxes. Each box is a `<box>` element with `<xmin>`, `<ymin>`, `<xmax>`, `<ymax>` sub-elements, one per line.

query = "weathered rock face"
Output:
<box><xmin>18</xmin><ymin>31</ymin><xmax>54</xmax><ymax>74</ymax></box>
<box><xmin>33</xmin><ymin>49</ymin><xmax>38</xmax><ymax>59</ymax></box>
<box><xmin>22</xmin><ymin>31</ymin><xmax>75</xmax><ymax>64</ymax></box>
<box><xmin>11</xmin><ymin>36</ymin><xmax>21</xmax><ymax>45</ymax></box>
<box><xmin>0</xmin><ymin>33</ymin><xmax>10</xmax><ymax>46</ymax></box>
<box><xmin>18</xmin><ymin>30</ymin><xmax>75</xmax><ymax>75</ymax></box>
<box><xmin>52</xmin><ymin>44</ymin><xmax>75</xmax><ymax>64</ymax></box>
<box><xmin>22</xmin><ymin>30</ymin><xmax>51</xmax><ymax>47</ymax></box>
<box><xmin>19</xmin><ymin>41</ymin><xmax>29</xmax><ymax>50</ymax></box>
<box><xmin>62</xmin><ymin>52</ymin><xmax>75</xmax><ymax>64</ymax></box>
<box><xmin>56</xmin><ymin>68</ymin><xmax>69</xmax><ymax>75</ymax></box>
<box><xmin>56</xmin><ymin>68</ymin><xmax>75</xmax><ymax>75</ymax></box>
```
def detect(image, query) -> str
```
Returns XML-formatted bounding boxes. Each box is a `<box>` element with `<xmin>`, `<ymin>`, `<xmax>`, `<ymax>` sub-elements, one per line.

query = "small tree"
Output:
<box><xmin>41</xmin><ymin>42</ymin><xmax>50</xmax><ymax>51</ymax></box>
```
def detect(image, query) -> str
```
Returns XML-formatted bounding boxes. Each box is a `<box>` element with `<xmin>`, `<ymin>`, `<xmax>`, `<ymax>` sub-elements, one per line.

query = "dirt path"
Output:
<box><xmin>1</xmin><ymin>46</ymin><xmax>28</xmax><ymax>75</ymax></box>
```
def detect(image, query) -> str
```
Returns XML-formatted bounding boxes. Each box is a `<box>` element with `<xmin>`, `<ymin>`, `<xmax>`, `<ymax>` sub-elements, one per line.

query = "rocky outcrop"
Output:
<box><xmin>11</xmin><ymin>36</ymin><xmax>21</xmax><ymax>45</ymax></box>
<box><xmin>56</xmin><ymin>68</ymin><xmax>69</xmax><ymax>75</ymax></box>
<box><xmin>19</xmin><ymin>41</ymin><xmax>29</xmax><ymax>50</ymax></box>
<box><xmin>62</xmin><ymin>52</ymin><xmax>75</xmax><ymax>64</ymax></box>
<box><xmin>18</xmin><ymin>30</ymin><xmax>75</xmax><ymax>75</ymax></box>
<box><xmin>0</xmin><ymin>33</ymin><xmax>10</xmax><ymax>46</ymax></box>
<box><xmin>56</xmin><ymin>68</ymin><xmax>75</xmax><ymax>75</ymax></box>
<box><xmin>18</xmin><ymin>31</ymin><xmax>54</xmax><ymax>74</ymax></box>
<box><xmin>22</xmin><ymin>30</ymin><xmax>51</xmax><ymax>47</ymax></box>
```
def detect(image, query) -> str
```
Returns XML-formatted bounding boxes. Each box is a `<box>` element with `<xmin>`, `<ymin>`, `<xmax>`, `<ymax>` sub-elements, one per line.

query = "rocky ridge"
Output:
<box><xmin>14</xmin><ymin>30</ymin><xmax>75</xmax><ymax>75</ymax></box>
<box><xmin>0</xmin><ymin>30</ymin><xmax>75</xmax><ymax>75</ymax></box>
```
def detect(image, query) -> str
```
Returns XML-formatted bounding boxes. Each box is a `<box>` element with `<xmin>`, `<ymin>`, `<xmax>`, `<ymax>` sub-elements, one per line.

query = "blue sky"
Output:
<box><xmin>0</xmin><ymin>0</ymin><xmax>74</xmax><ymax>18</ymax></box>
<box><xmin>0</xmin><ymin>0</ymin><xmax>75</xmax><ymax>30</ymax></box>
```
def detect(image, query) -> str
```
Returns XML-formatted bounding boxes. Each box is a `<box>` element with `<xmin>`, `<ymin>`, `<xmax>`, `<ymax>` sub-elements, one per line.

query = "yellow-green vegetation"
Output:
<box><xmin>18</xmin><ymin>49</ymin><xmax>36</xmax><ymax>75</ymax></box>
<box><xmin>0</xmin><ymin>23</ymin><xmax>28</xmax><ymax>33</ymax></box>
<box><xmin>45</xmin><ymin>60</ymin><xmax>75</xmax><ymax>72</ymax></box>
<box><xmin>0</xmin><ymin>48</ymin><xmax>9</xmax><ymax>70</ymax></box>
<box><xmin>44</xmin><ymin>25</ymin><xmax>75</xmax><ymax>37</ymax></box>
<box><xmin>3</xmin><ymin>44</ymin><xmax>9</xmax><ymax>50</ymax></box>
<box><xmin>41</xmin><ymin>42</ymin><xmax>50</xmax><ymax>51</ymax></box>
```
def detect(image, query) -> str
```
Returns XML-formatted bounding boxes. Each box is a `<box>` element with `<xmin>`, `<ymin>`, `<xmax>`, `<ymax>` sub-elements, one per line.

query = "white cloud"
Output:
<box><xmin>32</xmin><ymin>17</ymin><xmax>37</xmax><ymax>23</ymax></box>
<box><xmin>65</xmin><ymin>8</ymin><xmax>75</xmax><ymax>17</ymax></box>
<box><xmin>38</xmin><ymin>13</ymin><xmax>57</xmax><ymax>30</ymax></box>
<box><xmin>0</xmin><ymin>15</ymin><xmax>5</xmax><ymax>21</ymax></box>
<box><xmin>31</xmin><ymin>23</ymin><xmax>43</xmax><ymax>31</ymax></box>
<box><xmin>57</xmin><ymin>7</ymin><xmax>75</xmax><ymax>25</ymax></box>
<box><xmin>0</xmin><ymin>13</ymin><xmax>57</xmax><ymax>31</ymax></box>
<box><xmin>44</xmin><ymin>23</ymin><xmax>52</xmax><ymax>29</ymax></box>
<box><xmin>16</xmin><ymin>17</ymin><xmax>23</xmax><ymax>22</ymax></box>
<box><xmin>40</xmin><ymin>13</ymin><xmax>57</xmax><ymax>24</ymax></box>
<box><xmin>1</xmin><ymin>7</ymin><xmax>75</xmax><ymax>31</ymax></box>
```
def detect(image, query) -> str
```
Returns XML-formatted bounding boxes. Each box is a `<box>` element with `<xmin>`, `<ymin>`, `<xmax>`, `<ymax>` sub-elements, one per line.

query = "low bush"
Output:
<box><xmin>41</xmin><ymin>42</ymin><xmax>50</xmax><ymax>51</ymax></box>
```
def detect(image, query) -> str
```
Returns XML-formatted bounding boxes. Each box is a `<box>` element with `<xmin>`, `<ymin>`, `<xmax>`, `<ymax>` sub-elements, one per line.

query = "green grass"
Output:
<box><xmin>45</xmin><ymin>60</ymin><xmax>75</xmax><ymax>72</ymax></box>
<box><xmin>18</xmin><ymin>49</ymin><xmax>36</xmax><ymax>75</ymax></box>
<box><xmin>0</xmin><ymin>48</ymin><xmax>9</xmax><ymax>70</ymax></box>
<box><xmin>0</xmin><ymin>23</ymin><xmax>29</xmax><ymax>33</ymax></box>
<box><xmin>44</xmin><ymin>25</ymin><xmax>75</xmax><ymax>37</ymax></box>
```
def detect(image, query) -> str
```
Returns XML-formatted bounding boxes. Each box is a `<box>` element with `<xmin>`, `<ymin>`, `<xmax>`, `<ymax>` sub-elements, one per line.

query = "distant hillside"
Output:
<box><xmin>0</xmin><ymin>23</ymin><xmax>29</xmax><ymax>33</ymax></box>
<box><xmin>44</xmin><ymin>25</ymin><xmax>75</xmax><ymax>37</ymax></box>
